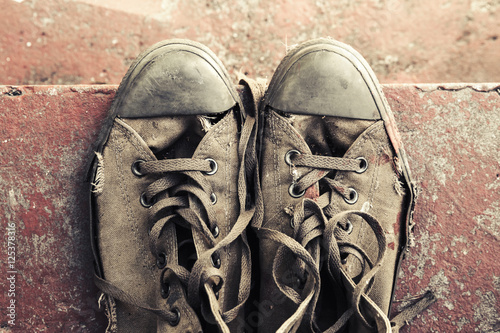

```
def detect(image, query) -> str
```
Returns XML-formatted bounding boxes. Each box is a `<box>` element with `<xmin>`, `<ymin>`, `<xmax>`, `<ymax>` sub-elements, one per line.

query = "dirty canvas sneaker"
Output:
<box><xmin>254</xmin><ymin>38</ymin><xmax>433</xmax><ymax>332</ymax></box>
<box><xmin>89</xmin><ymin>39</ymin><xmax>254</xmax><ymax>332</ymax></box>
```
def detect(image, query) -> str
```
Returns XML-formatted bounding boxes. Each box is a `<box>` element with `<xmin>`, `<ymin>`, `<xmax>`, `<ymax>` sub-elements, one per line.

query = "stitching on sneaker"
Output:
<box><xmin>113</xmin><ymin>122</ymin><xmax>156</xmax><ymax>281</ymax></box>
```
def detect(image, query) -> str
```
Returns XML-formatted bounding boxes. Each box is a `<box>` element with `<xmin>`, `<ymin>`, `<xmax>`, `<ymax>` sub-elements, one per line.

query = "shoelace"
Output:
<box><xmin>260</xmin><ymin>151</ymin><xmax>435</xmax><ymax>332</ymax></box>
<box><xmin>253</xmin><ymin>151</ymin><xmax>365</xmax><ymax>332</ymax></box>
<box><xmin>289</xmin><ymin>151</ymin><xmax>436</xmax><ymax>332</ymax></box>
<box><xmin>256</xmin><ymin>198</ymin><xmax>324</xmax><ymax>333</ymax></box>
<box><xmin>285</xmin><ymin>150</ymin><xmax>364</xmax><ymax>202</ymax></box>
<box><xmin>95</xmin><ymin>157</ymin><xmax>225</xmax><ymax>327</ymax></box>
<box><xmin>96</xmin><ymin>110</ymin><xmax>257</xmax><ymax>333</ymax></box>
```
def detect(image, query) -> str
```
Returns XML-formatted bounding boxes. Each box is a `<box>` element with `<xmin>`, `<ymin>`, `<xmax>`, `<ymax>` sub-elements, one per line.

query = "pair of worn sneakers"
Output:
<box><xmin>89</xmin><ymin>38</ymin><xmax>433</xmax><ymax>333</ymax></box>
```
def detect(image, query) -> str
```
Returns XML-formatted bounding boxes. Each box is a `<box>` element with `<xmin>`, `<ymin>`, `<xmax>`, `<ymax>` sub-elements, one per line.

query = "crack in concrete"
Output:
<box><xmin>2</xmin><ymin>86</ymin><xmax>23</xmax><ymax>96</ymax></box>
<box><xmin>414</xmin><ymin>84</ymin><xmax>500</xmax><ymax>95</ymax></box>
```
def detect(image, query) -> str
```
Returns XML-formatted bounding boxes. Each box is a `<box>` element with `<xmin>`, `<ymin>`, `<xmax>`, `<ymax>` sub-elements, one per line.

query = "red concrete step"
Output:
<box><xmin>0</xmin><ymin>84</ymin><xmax>499</xmax><ymax>332</ymax></box>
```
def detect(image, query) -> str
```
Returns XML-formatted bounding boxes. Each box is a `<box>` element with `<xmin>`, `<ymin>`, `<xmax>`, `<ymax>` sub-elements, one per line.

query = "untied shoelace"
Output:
<box><xmin>96</xmin><ymin>110</ymin><xmax>258</xmax><ymax>333</ymax></box>
<box><xmin>258</xmin><ymin>151</ymin><xmax>435</xmax><ymax>332</ymax></box>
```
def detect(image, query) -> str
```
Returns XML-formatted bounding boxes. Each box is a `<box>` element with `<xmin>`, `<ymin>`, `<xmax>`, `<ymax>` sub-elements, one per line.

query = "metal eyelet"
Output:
<box><xmin>356</xmin><ymin>157</ymin><xmax>368</xmax><ymax>174</ymax></box>
<box><xmin>157</xmin><ymin>252</ymin><xmax>167</xmax><ymax>269</ymax></box>
<box><xmin>210</xmin><ymin>193</ymin><xmax>217</xmax><ymax>205</ymax></box>
<box><xmin>296</xmin><ymin>277</ymin><xmax>306</xmax><ymax>290</ymax></box>
<box><xmin>211</xmin><ymin>251</ymin><xmax>221</xmax><ymax>269</ymax></box>
<box><xmin>161</xmin><ymin>280</ymin><xmax>170</xmax><ymax>299</ymax></box>
<box><xmin>290</xmin><ymin>217</ymin><xmax>295</xmax><ymax>229</ymax></box>
<box><xmin>212</xmin><ymin>281</ymin><xmax>222</xmax><ymax>300</ymax></box>
<box><xmin>169</xmin><ymin>307</ymin><xmax>181</xmax><ymax>326</ymax></box>
<box><xmin>289</xmin><ymin>183</ymin><xmax>305</xmax><ymax>198</ymax></box>
<box><xmin>131</xmin><ymin>159</ymin><xmax>146</xmax><ymax>177</ymax></box>
<box><xmin>342</xmin><ymin>220</ymin><xmax>354</xmax><ymax>234</ymax></box>
<box><xmin>140</xmin><ymin>192</ymin><xmax>155</xmax><ymax>208</ymax></box>
<box><xmin>211</xmin><ymin>224</ymin><xmax>220</xmax><ymax>238</ymax></box>
<box><xmin>160</xmin><ymin>269</ymin><xmax>171</xmax><ymax>299</ymax></box>
<box><xmin>204</xmin><ymin>158</ymin><xmax>218</xmax><ymax>175</ymax></box>
<box><xmin>285</xmin><ymin>149</ymin><xmax>300</xmax><ymax>166</ymax></box>
<box><xmin>344</xmin><ymin>188</ymin><xmax>358</xmax><ymax>205</ymax></box>
<box><xmin>295</xmin><ymin>271</ymin><xmax>308</xmax><ymax>290</ymax></box>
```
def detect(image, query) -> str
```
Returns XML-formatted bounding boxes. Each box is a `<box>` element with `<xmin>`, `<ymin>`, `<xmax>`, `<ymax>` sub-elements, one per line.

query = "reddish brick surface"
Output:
<box><xmin>1</xmin><ymin>0</ymin><xmax>499</xmax><ymax>85</ymax></box>
<box><xmin>0</xmin><ymin>85</ymin><xmax>113</xmax><ymax>331</ymax></box>
<box><xmin>386</xmin><ymin>84</ymin><xmax>500</xmax><ymax>332</ymax></box>
<box><xmin>0</xmin><ymin>84</ymin><xmax>499</xmax><ymax>332</ymax></box>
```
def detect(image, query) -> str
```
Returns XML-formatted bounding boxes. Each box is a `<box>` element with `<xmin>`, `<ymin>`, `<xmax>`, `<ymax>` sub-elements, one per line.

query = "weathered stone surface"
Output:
<box><xmin>387</xmin><ymin>83</ymin><xmax>500</xmax><ymax>333</ymax></box>
<box><xmin>0</xmin><ymin>84</ymin><xmax>498</xmax><ymax>331</ymax></box>
<box><xmin>0</xmin><ymin>85</ymin><xmax>114</xmax><ymax>331</ymax></box>
<box><xmin>1</xmin><ymin>0</ymin><xmax>499</xmax><ymax>85</ymax></box>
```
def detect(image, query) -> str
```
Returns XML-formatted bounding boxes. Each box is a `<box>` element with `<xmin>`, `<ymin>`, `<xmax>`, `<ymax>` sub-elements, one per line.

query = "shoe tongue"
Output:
<box><xmin>292</xmin><ymin>115</ymin><xmax>375</xmax><ymax>157</ymax></box>
<box><xmin>191</xmin><ymin>110</ymin><xmax>235</xmax><ymax>160</ymax></box>
<box><xmin>121</xmin><ymin>116</ymin><xmax>205</xmax><ymax>158</ymax></box>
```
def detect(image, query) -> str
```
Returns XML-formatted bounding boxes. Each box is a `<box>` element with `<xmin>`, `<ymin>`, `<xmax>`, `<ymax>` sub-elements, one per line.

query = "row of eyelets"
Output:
<box><xmin>209</xmin><ymin>251</ymin><xmax>222</xmax><ymax>304</ymax></box>
<box><xmin>208</xmin><ymin>159</ymin><xmax>221</xmax><ymax>299</ymax></box>
<box><xmin>210</xmin><ymin>251</ymin><xmax>221</xmax><ymax>301</ymax></box>
<box><xmin>132</xmin><ymin>159</ymin><xmax>190</xmax><ymax>327</ymax></box>
<box><xmin>210</xmin><ymin>235</ymin><xmax>221</xmax><ymax>298</ymax></box>
<box><xmin>286</xmin><ymin>150</ymin><xmax>306</xmax><ymax>198</ymax></box>
<box><xmin>134</xmin><ymin>157</ymin><xmax>220</xmax><ymax>322</ymax></box>
<box><xmin>132</xmin><ymin>160</ymin><xmax>153</xmax><ymax>208</ymax></box>
<box><xmin>344</xmin><ymin>157</ymin><xmax>368</xmax><ymax>204</ymax></box>
<box><xmin>159</xmin><ymin>263</ymin><xmax>180</xmax><ymax>326</ymax></box>
<box><xmin>205</xmin><ymin>158</ymin><xmax>218</xmax><ymax>242</ymax></box>
<box><xmin>205</xmin><ymin>158</ymin><xmax>218</xmax><ymax>241</ymax></box>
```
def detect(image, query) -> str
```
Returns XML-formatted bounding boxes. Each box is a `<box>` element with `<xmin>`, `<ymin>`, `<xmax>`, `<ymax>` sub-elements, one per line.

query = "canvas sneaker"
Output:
<box><xmin>89</xmin><ymin>39</ymin><xmax>255</xmax><ymax>332</ymax></box>
<box><xmin>254</xmin><ymin>38</ymin><xmax>433</xmax><ymax>332</ymax></box>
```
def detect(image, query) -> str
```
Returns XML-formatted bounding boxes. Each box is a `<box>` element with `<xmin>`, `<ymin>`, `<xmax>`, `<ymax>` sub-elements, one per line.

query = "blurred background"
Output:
<box><xmin>0</xmin><ymin>0</ymin><xmax>499</xmax><ymax>85</ymax></box>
